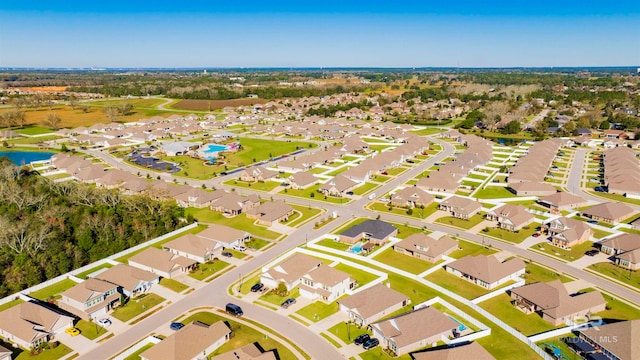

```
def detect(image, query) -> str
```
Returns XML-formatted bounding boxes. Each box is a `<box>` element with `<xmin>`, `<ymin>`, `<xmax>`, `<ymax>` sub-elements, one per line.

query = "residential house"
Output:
<box><xmin>411</xmin><ymin>342</ymin><xmax>496</xmax><ymax>360</ymax></box>
<box><xmin>59</xmin><ymin>278</ymin><xmax>120</xmax><ymax>320</ymax></box>
<box><xmin>543</xmin><ymin>217</ymin><xmax>592</xmax><ymax>249</ymax></box>
<box><xmin>509</xmin><ymin>182</ymin><xmax>557</xmax><ymax>196</ymax></box>
<box><xmin>603</xmin><ymin>129</ymin><xmax>626</xmax><ymax>139</ymax></box>
<box><xmin>299</xmin><ymin>265</ymin><xmax>353</xmax><ymax>302</ymax></box>
<box><xmin>582</xmin><ymin>202</ymin><xmax>635</xmax><ymax>224</ymax></box>
<box><xmin>537</xmin><ymin>192</ymin><xmax>588</xmax><ymax>213</ymax></box>
<box><xmin>239</xmin><ymin>166</ymin><xmax>278</xmax><ymax>182</ymax></box>
<box><xmin>393</xmin><ymin>234</ymin><xmax>458</xmax><ymax>263</ymax></box>
<box><xmin>96</xmin><ymin>169</ymin><xmax>138</xmax><ymax>189</ymax></box>
<box><xmin>163</xmin><ymin>234</ymin><xmax>221</xmax><ymax>264</ymax></box>
<box><xmin>160</xmin><ymin>141</ymin><xmax>200</xmax><ymax>156</ymax></box>
<box><xmin>0</xmin><ymin>301</ymin><xmax>74</xmax><ymax>349</ymax></box>
<box><xmin>287</xmin><ymin>171</ymin><xmax>318</xmax><ymax>189</ymax></box>
<box><xmin>210</xmin><ymin>193</ymin><xmax>260</xmax><ymax>216</ymax></box>
<box><xmin>390</xmin><ymin>187</ymin><xmax>435</xmax><ymax>208</ymax></box>
<box><xmin>0</xmin><ymin>346</ymin><xmax>11</xmax><ymax>360</ymax></box>
<box><xmin>510</xmin><ymin>280</ymin><xmax>606</xmax><ymax>326</ymax></box>
<box><xmin>370</xmin><ymin>307</ymin><xmax>458</xmax><ymax>356</ymax></box>
<box><xmin>93</xmin><ymin>264</ymin><xmax>159</xmax><ymax>297</ymax></box>
<box><xmin>210</xmin><ymin>343</ymin><xmax>277</xmax><ymax>360</ymax></box>
<box><xmin>486</xmin><ymin>204</ymin><xmax>535</xmax><ymax>232</ymax></box>
<box><xmin>174</xmin><ymin>188</ymin><xmax>224</xmax><ymax>208</ymax></box>
<box><xmin>129</xmin><ymin>247</ymin><xmax>197</xmax><ymax>279</ymax></box>
<box><xmin>438</xmin><ymin>196</ymin><xmax>482</xmax><ymax>220</ymax></box>
<box><xmin>338</xmin><ymin>283</ymin><xmax>410</xmax><ymax>326</ymax></box>
<box><xmin>260</xmin><ymin>253</ymin><xmax>322</xmax><ymax>291</ymax></box>
<box><xmin>339</xmin><ymin>219</ymin><xmax>398</xmax><ymax>245</ymax></box>
<box><xmin>577</xmin><ymin>320</ymin><xmax>640</xmax><ymax>360</ymax></box>
<box><xmin>319</xmin><ymin>175</ymin><xmax>359</xmax><ymax>197</ymax></box>
<box><xmin>140</xmin><ymin>321</ymin><xmax>231</xmax><ymax>360</ymax></box>
<box><xmin>246</xmin><ymin>200</ymin><xmax>295</xmax><ymax>226</ymax></box>
<box><xmin>598</xmin><ymin>233</ymin><xmax>640</xmax><ymax>270</ymax></box>
<box><xmin>445</xmin><ymin>255</ymin><xmax>526</xmax><ymax>290</ymax></box>
<box><xmin>195</xmin><ymin>224</ymin><xmax>251</xmax><ymax>249</ymax></box>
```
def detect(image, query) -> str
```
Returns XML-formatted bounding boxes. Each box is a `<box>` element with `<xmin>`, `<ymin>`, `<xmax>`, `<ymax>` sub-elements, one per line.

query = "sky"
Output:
<box><xmin>0</xmin><ymin>1</ymin><xmax>638</xmax><ymax>68</ymax></box>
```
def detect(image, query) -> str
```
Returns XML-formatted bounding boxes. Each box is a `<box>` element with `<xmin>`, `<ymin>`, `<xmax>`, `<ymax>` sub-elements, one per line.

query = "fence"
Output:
<box><xmin>471</xmin><ymin>279</ymin><xmax>525</xmax><ymax>304</ymax></box>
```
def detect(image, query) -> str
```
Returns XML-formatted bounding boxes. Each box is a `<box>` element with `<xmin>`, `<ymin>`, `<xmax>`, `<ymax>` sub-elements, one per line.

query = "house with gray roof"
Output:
<box><xmin>339</xmin><ymin>219</ymin><xmax>398</xmax><ymax>245</ymax></box>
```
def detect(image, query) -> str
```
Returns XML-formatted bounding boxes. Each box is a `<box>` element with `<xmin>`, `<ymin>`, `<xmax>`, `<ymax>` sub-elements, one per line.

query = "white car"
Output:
<box><xmin>233</xmin><ymin>245</ymin><xmax>247</xmax><ymax>252</ymax></box>
<box><xmin>97</xmin><ymin>318</ymin><xmax>112</xmax><ymax>327</ymax></box>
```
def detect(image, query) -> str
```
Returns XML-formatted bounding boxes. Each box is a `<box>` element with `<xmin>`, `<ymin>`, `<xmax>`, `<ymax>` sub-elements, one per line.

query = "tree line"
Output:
<box><xmin>0</xmin><ymin>159</ymin><xmax>187</xmax><ymax>297</ymax></box>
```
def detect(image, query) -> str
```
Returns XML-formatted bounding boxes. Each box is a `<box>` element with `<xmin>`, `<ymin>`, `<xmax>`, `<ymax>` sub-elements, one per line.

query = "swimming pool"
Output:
<box><xmin>203</xmin><ymin>144</ymin><xmax>228</xmax><ymax>154</ymax></box>
<box><xmin>448</xmin><ymin>315</ymin><xmax>467</xmax><ymax>332</ymax></box>
<box><xmin>348</xmin><ymin>243</ymin><xmax>363</xmax><ymax>254</ymax></box>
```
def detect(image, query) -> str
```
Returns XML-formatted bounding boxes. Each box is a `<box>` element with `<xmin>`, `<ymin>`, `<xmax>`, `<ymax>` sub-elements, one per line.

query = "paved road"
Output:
<box><xmin>78</xmin><ymin>136</ymin><xmax>640</xmax><ymax>359</ymax></box>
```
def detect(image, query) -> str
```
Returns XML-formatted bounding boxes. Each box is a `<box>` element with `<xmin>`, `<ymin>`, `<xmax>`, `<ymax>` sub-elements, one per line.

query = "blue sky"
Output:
<box><xmin>1</xmin><ymin>1</ymin><xmax>638</xmax><ymax>68</ymax></box>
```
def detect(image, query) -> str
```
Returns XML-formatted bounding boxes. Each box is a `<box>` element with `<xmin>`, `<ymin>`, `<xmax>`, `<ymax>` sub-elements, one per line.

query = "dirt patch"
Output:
<box><xmin>171</xmin><ymin>98</ymin><xmax>268</xmax><ymax>111</ymax></box>
<box><xmin>10</xmin><ymin>86</ymin><xmax>68</xmax><ymax>92</ymax></box>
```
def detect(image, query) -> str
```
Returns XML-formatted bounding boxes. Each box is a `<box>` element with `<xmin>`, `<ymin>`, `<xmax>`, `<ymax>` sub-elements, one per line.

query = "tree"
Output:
<box><xmin>43</xmin><ymin>113</ymin><xmax>62</xmax><ymax>130</ymax></box>
<box><xmin>276</xmin><ymin>281</ymin><xmax>288</xmax><ymax>297</ymax></box>
<box><xmin>599</xmin><ymin>120</ymin><xmax>611</xmax><ymax>130</ymax></box>
<box><xmin>501</xmin><ymin>120</ymin><xmax>521</xmax><ymax>134</ymax></box>
<box><xmin>104</xmin><ymin>105</ymin><xmax>120</xmax><ymax>121</ymax></box>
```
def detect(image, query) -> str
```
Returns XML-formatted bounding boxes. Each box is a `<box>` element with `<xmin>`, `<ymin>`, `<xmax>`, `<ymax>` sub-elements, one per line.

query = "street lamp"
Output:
<box><xmin>346</xmin><ymin>321</ymin><xmax>351</xmax><ymax>341</ymax></box>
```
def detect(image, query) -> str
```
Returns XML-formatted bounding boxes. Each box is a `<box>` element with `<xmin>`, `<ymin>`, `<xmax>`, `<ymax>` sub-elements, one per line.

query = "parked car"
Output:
<box><xmin>362</xmin><ymin>338</ymin><xmax>379</xmax><ymax>350</ymax></box>
<box><xmin>532</xmin><ymin>233</ymin><xmax>540</xmax><ymax>238</ymax></box>
<box><xmin>233</xmin><ymin>244</ymin><xmax>247</xmax><ymax>252</ymax></box>
<box><xmin>587</xmin><ymin>220</ymin><xmax>599</xmax><ymax>225</ymax></box>
<box><xmin>97</xmin><ymin>318</ymin><xmax>112</xmax><ymax>327</ymax></box>
<box><xmin>65</xmin><ymin>327</ymin><xmax>80</xmax><ymax>336</ymax></box>
<box><xmin>281</xmin><ymin>298</ymin><xmax>297</xmax><ymax>308</ymax></box>
<box><xmin>226</xmin><ymin>303</ymin><xmax>243</xmax><ymax>316</ymax></box>
<box><xmin>368</xmin><ymin>193</ymin><xmax>377</xmax><ymax>200</ymax></box>
<box><xmin>354</xmin><ymin>333</ymin><xmax>370</xmax><ymax>345</ymax></box>
<box><xmin>346</xmin><ymin>191</ymin><xmax>354</xmax><ymax>195</ymax></box>
<box><xmin>221</xmin><ymin>251</ymin><xmax>233</xmax><ymax>258</ymax></box>
<box><xmin>585</xmin><ymin>249</ymin><xmax>599</xmax><ymax>256</ymax></box>
<box><xmin>170</xmin><ymin>322</ymin><xmax>184</xmax><ymax>331</ymax></box>
<box><xmin>594</xmin><ymin>186</ymin><xmax>607</xmax><ymax>192</ymax></box>
<box><xmin>251</xmin><ymin>283</ymin><xmax>264</xmax><ymax>293</ymax></box>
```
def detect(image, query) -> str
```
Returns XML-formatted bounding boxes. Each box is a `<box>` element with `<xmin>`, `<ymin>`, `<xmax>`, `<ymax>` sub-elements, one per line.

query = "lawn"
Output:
<box><xmin>0</xmin><ymin>298</ymin><xmax>23</xmax><ymax>312</ymax></box>
<box><xmin>352</xmin><ymin>182</ymin><xmax>379</xmax><ymax>196</ymax></box>
<box><xmin>189</xmin><ymin>260</ymin><xmax>231</xmax><ymax>281</ymax></box>
<box><xmin>479</xmin><ymin>293</ymin><xmax>558</xmax><ymax>336</ymax></box>
<box><xmin>360</xmin><ymin>348</ymin><xmax>412</xmax><ymax>360</ymax></box>
<box><xmin>369</xmin><ymin>202</ymin><xmax>436</xmax><ymax>219</ymax></box>
<box><xmin>369</xmin><ymin>144</ymin><xmax>392</xmax><ymax>151</ymax></box>
<box><xmin>587</xmin><ymin>191</ymin><xmax>640</xmax><ymax>206</ymax></box>
<box><xmin>259</xmin><ymin>288</ymin><xmax>300</xmax><ymax>306</ymax></box>
<box><xmin>238</xmin><ymin>274</ymin><xmax>262</xmax><ymax>294</ymax></box>
<box><xmin>15</xmin><ymin>343</ymin><xmax>72</xmax><ymax>360</ymax></box>
<box><xmin>159</xmin><ymin>278</ymin><xmax>189</xmax><ymax>293</ymax></box>
<box><xmin>333</xmin><ymin>263</ymin><xmax>379</xmax><ymax>288</ymax></box>
<box><xmin>285</xmin><ymin>204</ymin><xmax>322</xmax><ymax>227</ymax></box>
<box><xmin>393</xmin><ymin>222</ymin><xmax>431</xmax><ymax>239</ymax></box>
<box><xmin>296</xmin><ymin>301</ymin><xmax>340</xmax><ymax>322</ymax></box>
<box><xmin>76</xmin><ymin>263</ymin><xmax>113</xmax><ymax>279</ymax></box>
<box><xmin>13</xmin><ymin>125</ymin><xmax>54</xmax><ymax>135</ymax></box>
<box><xmin>524</xmin><ymin>263</ymin><xmax>573</xmax><ymax>284</ymax></box>
<box><xmin>482</xmin><ymin>225</ymin><xmax>538</xmax><ymax>244</ymax></box>
<box><xmin>473</xmin><ymin>186</ymin><xmax>517</xmax><ymax>199</ymax></box>
<box><xmin>373</xmin><ymin>248</ymin><xmax>442</xmax><ymax>274</ymax></box>
<box><xmin>245</xmin><ymin>238</ymin><xmax>271</xmax><ymax>250</ymax></box>
<box><xmin>326</xmin><ymin>166</ymin><xmax>350</xmax><ymax>177</ymax></box>
<box><xmin>185</xmin><ymin>208</ymin><xmax>281</xmax><ymax>240</ymax></box>
<box><xmin>232</xmin><ymin>138</ymin><xmax>315</xmax><ymax>167</ymax></box>
<box><xmin>87</xmin><ymin>98</ymin><xmax>167</xmax><ymax>108</ymax></box>
<box><xmin>435</xmin><ymin>213</ymin><xmax>485</xmax><ymax>230</ymax></box>
<box><xmin>122</xmin><ymin>343</ymin><xmax>154</xmax><ymax>360</ymax></box>
<box><xmin>225</xmin><ymin>179</ymin><xmax>281</xmax><ymax>192</ymax></box>
<box><xmin>316</xmin><ymin>238</ymin><xmax>351</xmax><ymax>251</ymax></box>
<box><xmin>425</xmin><ymin>268</ymin><xmax>497</xmax><ymax>300</ymax></box>
<box><xmin>112</xmin><ymin>293</ymin><xmax>165</xmax><ymax>323</ymax></box>
<box><xmin>448</xmin><ymin>239</ymin><xmax>498</xmax><ymax>259</ymax></box>
<box><xmin>530</xmin><ymin>241</ymin><xmax>595</xmax><ymax>262</ymax></box>
<box><xmin>588</xmin><ymin>262</ymin><xmax>640</xmax><ymax>291</ymax></box>
<box><xmin>116</xmin><ymin>224</ymin><xmax>207</xmax><ymax>262</ymax></box>
<box><xmin>29</xmin><ymin>278</ymin><xmax>78</xmax><ymax>301</ymax></box>
<box><xmin>410</xmin><ymin>127</ymin><xmax>443</xmax><ymax>136</ymax></box>
<box><xmin>75</xmin><ymin>319</ymin><xmax>108</xmax><ymax>340</ymax></box>
<box><xmin>181</xmin><ymin>311</ymin><xmax>299</xmax><ymax>360</ymax></box>
<box><xmin>594</xmin><ymin>292</ymin><xmax>640</xmax><ymax>321</ymax></box>
<box><xmin>327</xmin><ymin>322</ymin><xmax>369</xmax><ymax>345</ymax></box>
<box><xmin>281</xmin><ymin>184</ymin><xmax>348</xmax><ymax>204</ymax></box>
<box><xmin>385</xmin><ymin>167</ymin><xmax>406</xmax><ymax>176</ymax></box>
<box><xmin>591</xmin><ymin>228</ymin><xmax>612</xmax><ymax>239</ymax></box>
<box><xmin>165</xmin><ymin>155</ymin><xmax>219</xmax><ymax>180</ymax></box>
<box><xmin>7</xmin><ymin>134</ymin><xmax>61</xmax><ymax>145</ymax></box>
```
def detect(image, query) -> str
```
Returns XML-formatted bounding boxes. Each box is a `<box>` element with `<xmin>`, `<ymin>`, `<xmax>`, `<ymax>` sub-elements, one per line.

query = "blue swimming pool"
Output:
<box><xmin>0</xmin><ymin>151</ymin><xmax>55</xmax><ymax>165</ymax></box>
<box><xmin>348</xmin><ymin>243</ymin><xmax>363</xmax><ymax>254</ymax></box>
<box><xmin>203</xmin><ymin>144</ymin><xmax>228</xmax><ymax>154</ymax></box>
<box><xmin>448</xmin><ymin>315</ymin><xmax>467</xmax><ymax>331</ymax></box>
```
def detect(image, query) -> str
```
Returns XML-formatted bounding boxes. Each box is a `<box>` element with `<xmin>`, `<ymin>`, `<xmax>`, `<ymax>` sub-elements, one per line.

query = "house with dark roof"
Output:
<box><xmin>393</xmin><ymin>234</ymin><xmax>457</xmax><ymax>263</ymax></box>
<box><xmin>509</xmin><ymin>280</ymin><xmax>606</xmax><ymax>326</ymax></box>
<box><xmin>338</xmin><ymin>283</ymin><xmax>410</xmax><ymax>326</ymax></box>
<box><xmin>339</xmin><ymin>219</ymin><xmax>398</xmax><ymax>245</ymax></box>
<box><xmin>445</xmin><ymin>255</ymin><xmax>525</xmax><ymax>290</ymax></box>
<box><xmin>370</xmin><ymin>307</ymin><xmax>458</xmax><ymax>356</ymax></box>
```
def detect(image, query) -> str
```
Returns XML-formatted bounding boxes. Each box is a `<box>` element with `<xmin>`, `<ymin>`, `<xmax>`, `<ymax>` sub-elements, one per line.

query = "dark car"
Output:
<box><xmin>594</xmin><ymin>186</ymin><xmax>607</xmax><ymax>192</ymax></box>
<box><xmin>225</xmin><ymin>303</ymin><xmax>243</xmax><ymax>316</ymax></box>
<box><xmin>170</xmin><ymin>322</ymin><xmax>184</xmax><ymax>331</ymax></box>
<box><xmin>362</xmin><ymin>338</ymin><xmax>379</xmax><ymax>350</ymax></box>
<box><xmin>354</xmin><ymin>333</ymin><xmax>370</xmax><ymax>345</ymax></box>
<box><xmin>532</xmin><ymin>233</ymin><xmax>540</xmax><ymax>238</ymax></box>
<box><xmin>585</xmin><ymin>249</ymin><xmax>599</xmax><ymax>256</ymax></box>
<box><xmin>221</xmin><ymin>251</ymin><xmax>233</xmax><ymax>258</ymax></box>
<box><xmin>251</xmin><ymin>283</ymin><xmax>264</xmax><ymax>293</ymax></box>
<box><xmin>280</xmin><ymin>298</ymin><xmax>296</xmax><ymax>308</ymax></box>
<box><xmin>587</xmin><ymin>220</ymin><xmax>599</xmax><ymax>225</ymax></box>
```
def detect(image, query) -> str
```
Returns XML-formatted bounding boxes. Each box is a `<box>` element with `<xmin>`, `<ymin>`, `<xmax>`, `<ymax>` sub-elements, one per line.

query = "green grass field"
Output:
<box><xmin>373</xmin><ymin>248</ymin><xmax>442</xmax><ymax>274</ymax></box>
<box><xmin>75</xmin><ymin>319</ymin><xmax>108</xmax><ymax>340</ymax></box>
<box><xmin>296</xmin><ymin>301</ymin><xmax>340</xmax><ymax>322</ymax></box>
<box><xmin>588</xmin><ymin>262</ymin><xmax>640</xmax><ymax>291</ymax></box>
<box><xmin>224</xmin><ymin>179</ymin><xmax>281</xmax><ymax>191</ymax></box>
<box><xmin>281</xmin><ymin>184</ymin><xmax>348</xmax><ymax>204</ymax></box>
<box><xmin>185</xmin><ymin>208</ymin><xmax>281</xmax><ymax>240</ymax></box>
<box><xmin>352</xmin><ymin>182</ymin><xmax>378</xmax><ymax>195</ymax></box>
<box><xmin>29</xmin><ymin>278</ymin><xmax>78</xmax><ymax>301</ymax></box>
<box><xmin>473</xmin><ymin>186</ymin><xmax>517</xmax><ymax>199</ymax></box>
<box><xmin>482</xmin><ymin>226</ymin><xmax>538</xmax><ymax>244</ymax></box>
<box><xmin>524</xmin><ymin>263</ymin><xmax>573</xmax><ymax>284</ymax></box>
<box><xmin>435</xmin><ymin>213</ymin><xmax>485</xmax><ymax>230</ymax></box>
<box><xmin>333</xmin><ymin>263</ymin><xmax>379</xmax><ymax>288</ymax></box>
<box><xmin>425</xmin><ymin>268</ymin><xmax>498</xmax><ymax>300</ymax></box>
<box><xmin>159</xmin><ymin>278</ymin><xmax>189</xmax><ymax>293</ymax></box>
<box><xmin>530</xmin><ymin>241</ymin><xmax>595</xmax><ymax>262</ymax></box>
<box><xmin>189</xmin><ymin>260</ymin><xmax>231</xmax><ymax>281</ymax></box>
<box><xmin>448</xmin><ymin>239</ymin><xmax>498</xmax><ymax>258</ymax></box>
<box><xmin>479</xmin><ymin>293</ymin><xmax>559</xmax><ymax>336</ymax></box>
<box><xmin>112</xmin><ymin>294</ymin><xmax>164</xmax><ymax>323</ymax></box>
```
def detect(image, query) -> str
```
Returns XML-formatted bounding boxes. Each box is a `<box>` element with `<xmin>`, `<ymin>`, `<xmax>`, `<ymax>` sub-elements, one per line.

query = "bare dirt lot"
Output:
<box><xmin>171</xmin><ymin>98</ymin><xmax>268</xmax><ymax>111</ymax></box>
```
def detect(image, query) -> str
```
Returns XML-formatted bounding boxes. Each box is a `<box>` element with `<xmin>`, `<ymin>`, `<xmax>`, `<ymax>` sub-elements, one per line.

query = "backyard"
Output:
<box><xmin>479</xmin><ymin>293</ymin><xmax>559</xmax><ymax>336</ymax></box>
<box><xmin>112</xmin><ymin>293</ymin><xmax>165</xmax><ymax>322</ymax></box>
<box><xmin>185</xmin><ymin>208</ymin><xmax>281</xmax><ymax>240</ymax></box>
<box><xmin>373</xmin><ymin>248</ymin><xmax>442</xmax><ymax>274</ymax></box>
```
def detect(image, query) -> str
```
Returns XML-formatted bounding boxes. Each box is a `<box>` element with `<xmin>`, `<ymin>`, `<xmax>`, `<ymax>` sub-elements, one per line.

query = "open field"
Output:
<box><xmin>171</xmin><ymin>98</ymin><xmax>268</xmax><ymax>111</ymax></box>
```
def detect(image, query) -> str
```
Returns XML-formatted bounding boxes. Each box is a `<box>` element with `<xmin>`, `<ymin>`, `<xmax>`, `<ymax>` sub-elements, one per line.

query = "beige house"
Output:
<box><xmin>543</xmin><ymin>217</ymin><xmax>591</xmax><ymax>249</ymax></box>
<box><xmin>93</xmin><ymin>264</ymin><xmax>159</xmax><ymax>297</ymax></box>
<box><xmin>195</xmin><ymin>224</ymin><xmax>251</xmax><ymax>249</ymax></box>
<box><xmin>246</xmin><ymin>200</ymin><xmax>295</xmax><ymax>226</ymax></box>
<box><xmin>486</xmin><ymin>204</ymin><xmax>535</xmax><ymax>231</ymax></box>
<box><xmin>260</xmin><ymin>253</ymin><xmax>322</xmax><ymax>291</ymax></box>
<box><xmin>537</xmin><ymin>192</ymin><xmax>588</xmax><ymax>213</ymax></box>
<box><xmin>299</xmin><ymin>265</ymin><xmax>353</xmax><ymax>302</ymax></box>
<box><xmin>338</xmin><ymin>283</ymin><xmax>410</xmax><ymax>326</ymax></box>
<box><xmin>129</xmin><ymin>247</ymin><xmax>198</xmax><ymax>279</ymax></box>
<box><xmin>393</xmin><ymin>234</ymin><xmax>457</xmax><ymax>263</ymax></box>
<box><xmin>390</xmin><ymin>187</ymin><xmax>435</xmax><ymax>208</ymax></box>
<box><xmin>59</xmin><ymin>278</ymin><xmax>120</xmax><ymax>320</ymax></box>
<box><xmin>140</xmin><ymin>321</ymin><xmax>231</xmax><ymax>360</ymax></box>
<box><xmin>578</xmin><ymin>320</ymin><xmax>640</xmax><ymax>360</ymax></box>
<box><xmin>599</xmin><ymin>233</ymin><xmax>640</xmax><ymax>270</ymax></box>
<box><xmin>510</xmin><ymin>280</ymin><xmax>606</xmax><ymax>326</ymax></box>
<box><xmin>438</xmin><ymin>196</ymin><xmax>481</xmax><ymax>219</ymax></box>
<box><xmin>582</xmin><ymin>202</ymin><xmax>635</xmax><ymax>224</ymax></box>
<box><xmin>287</xmin><ymin>171</ymin><xmax>319</xmax><ymax>189</ymax></box>
<box><xmin>509</xmin><ymin>181</ymin><xmax>557</xmax><ymax>196</ymax></box>
<box><xmin>411</xmin><ymin>342</ymin><xmax>495</xmax><ymax>360</ymax></box>
<box><xmin>239</xmin><ymin>166</ymin><xmax>278</xmax><ymax>182</ymax></box>
<box><xmin>163</xmin><ymin>234</ymin><xmax>221</xmax><ymax>263</ymax></box>
<box><xmin>370</xmin><ymin>307</ymin><xmax>458</xmax><ymax>356</ymax></box>
<box><xmin>445</xmin><ymin>255</ymin><xmax>526</xmax><ymax>290</ymax></box>
<box><xmin>210</xmin><ymin>193</ymin><xmax>260</xmax><ymax>216</ymax></box>
<box><xmin>0</xmin><ymin>301</ymin><xmax>74</xmax><ymax>349</ymax></box>
<box><xmin>210</xmin><ymin>343</ymin><xmax>277</xmax><ymax>360</ymax></box>
<box><xmin>319</xmin><ymin>174</ymin><xmax>358</xmax><ymax>197</ymax></box>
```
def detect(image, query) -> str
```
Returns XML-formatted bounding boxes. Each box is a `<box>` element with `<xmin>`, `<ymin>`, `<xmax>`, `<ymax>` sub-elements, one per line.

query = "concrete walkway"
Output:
<box><xmin>516</xmin><ymin>234</ymin><xmax>544</xmax><ymax>250</ymax></box>
<box><xmin>568</xmin><ymin>253</ymin><xmax>610</xmax><ymax>270</ymax></box>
